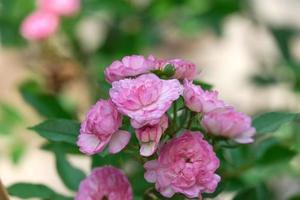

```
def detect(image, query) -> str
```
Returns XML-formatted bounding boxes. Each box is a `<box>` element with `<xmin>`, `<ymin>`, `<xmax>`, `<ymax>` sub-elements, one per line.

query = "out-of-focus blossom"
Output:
<box><xmin>183</xmin><ymin>80</ymin><xmax>225</xmax><ymax>113</ymax></box>
<box><xmin>77</xmin><ymin>100</ymin><xmax>131</xmax><ymax>155</ymax></box>
<box><xmin>76</xmin><ymin>166</ymin><xmax>133</xmax><ymax>200</ymax></box>
<box><xmin>20</xmin><ymin>10</ymin><xmax>59</xmax><ymax>40</ymax></box>
<box><xmin>105</xmin><ymin>55</ymin><xmax>155</xmax><ymax>83</ymax></box>
<box><xmin>110</xmin><ymin>74</ymin><xmax>183</xmax><ymax>125</ymax></box>
<box><xmin>38</xmin><ymin>0</ymin><xmax>80</xmax><ymax>16</ymax></box>
<box><xmin>144</xmin><ymin>131</ymin><xmax>220</xmax><ymax>198</ymax></box>
<box><xmin>135</xmin><ymin>115</ymin><xmax>168</xmax><ymax>157</ymax></box>
<box><xmin>202</xmin><ymin>107</ymin><xmax>256</xmax><ymax>143</ymax></box>
<box><xmin>150</xmin><ymin>56</ymin><xmax>197</xmax><ymax>80</ymax></box>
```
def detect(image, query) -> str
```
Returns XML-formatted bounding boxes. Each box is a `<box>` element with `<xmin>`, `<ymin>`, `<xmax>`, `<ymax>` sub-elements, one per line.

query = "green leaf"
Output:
<box><xmin>193</xmin><ymin>80</ymin><xmax>213</xmax><ymax>90</ymax></box>
<box><xmin>30</xmin><ymin>119</ymin><xmax>80</xmax><ymax>145</ymax></box>
<box><xmin>163</xmin><ymin>64</ymin><xmax>176</xmax><ymax>77</ymax></box>
<box><xmin>19</xmin><ymin>81</ymin><xmax>74</xmax><ymax>119</ymax></box>
<box><xmin>233</xmin><ymin>183</ymin><xmax>272</xmax><ymax>200</ymax></box>
<box><xmin>257</xmin><ymin>144</ymin><xmax>297</xmax><ymax>165</ymax></box>
<box><xmin>41</xmin><ymin>142</ymin><xmax>81</xmax><ymax>154</ymax></box>
<box><xmin>8</xmin><ymin>183</ymin><xmax>73</xmax><ymax>199</ymax></box>
<box><xmin>289</xmin><ymin>194</ymin><xmax>300</xmax><ymax>200</ymax></box>
<box><xmin>253</xmin><ymin>112</ymin><xmax>298</xmax><ymax>134</ymax></box>
<box><xmin>55</xmin><ymin>153</ymin><xmax>85</xmax><ymax>191</ymax></box>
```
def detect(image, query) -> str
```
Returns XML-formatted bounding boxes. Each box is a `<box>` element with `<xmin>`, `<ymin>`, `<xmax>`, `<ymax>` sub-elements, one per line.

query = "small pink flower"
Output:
<box><xmin>105</xmin><ymin>55</ymin><xmax>155</xmax><ymax>83</ymax></box>
<box><xmin>20</xmin><ymin>10</ymin><xmax>59</xmax><ymax>40</ymax></box>
<box><xmin>144</xmin><ymin>131</ymin><xmax>220</xmax><ymax>198</ymax></box>
<box><xmin>110</xmin><ymin>73</ymin><xmax>183</xmax><ymax>125</ymax></box>
<box><xmin>76</xmin><ymin>166</ymin><xmax>133</xmax><ymax>200</ymax></box>
<box><xmin>202</xmin><ymin>107</ymin><xmax>256</xmax><ymax>143</ymax></box>
<box><xmin>150</xmin><ymin>56</ymin><xmax>197</xmax><ymax>80</ymax></box>
<box><xmin>183</xmin><ymin>80</ymin><xmax>225</xmax><ymax>113</ymax></box>
<box><xmin>77</xmin><ymin>99</ymin><xmax>130</xmax><ymax>155</ymax></box>
<box><xmin>135</xmin><ymin>115</ymin><xmax>168</xmax><ymax>157</ymax></box>
<box><xmin>38</xmin><ymin>0</ymin><xmax>80</xmax><ymax>16</ymax></box>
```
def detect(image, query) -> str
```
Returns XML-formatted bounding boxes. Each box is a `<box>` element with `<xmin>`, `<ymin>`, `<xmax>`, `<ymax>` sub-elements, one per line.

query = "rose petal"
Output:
<box><xmin>108</xmin><ymin>130</ymin><xmax>131</xmax><ymax>154</ymax></box>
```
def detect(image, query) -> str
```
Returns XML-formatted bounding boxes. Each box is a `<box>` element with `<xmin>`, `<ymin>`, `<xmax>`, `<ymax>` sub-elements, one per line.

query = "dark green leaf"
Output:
<box><xmin>19</xmin><ymin>81</ymin><xmax>74</xmax><ymax>119</ymax></box>
<box><xmin>253</xmin><ymin>112</ymin><xmax>298</xmax><ymax>134</ymax></box>
<box><xmin>8</xmin><ymin>183</ymin><xmax>73</xmax><ymax>199</ymax></box>
<box><xmin>55</xmin><ymin>153</ymin><xmax>85</xmax><ymax>191</ymax></box>
<box><xmin>30</xmin><ymin>119</ymin><xmax>80</xmax><ymax>145</ymax></box>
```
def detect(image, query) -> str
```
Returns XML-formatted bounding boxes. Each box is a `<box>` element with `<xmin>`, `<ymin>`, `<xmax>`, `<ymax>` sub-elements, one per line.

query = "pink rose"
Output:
<box><xmin>105</xmin><ymin>55</ymin><xmax>155</xmax><ymax>83</ymax></box>
<box><xmin>202</xmin><ymin>107</ymin><xmax>256</xmax><ymax>143</ymax></box>
<box><xmin>144</xmin><ymin>131</ymin><xmax>220</xmax><ymax>198</ymax></box>
<box><xmin>76</xmin><ymin>166</ymin><xmax>133</xmax><ymax>200</ymax></box>
<box><xmin>150</xmin><ymin>56</ymin><xmax>197</xmax><ymax>80</ymax></box>
<box><xmin>38</xmin><ymin>0</ymin><xmax>80</xmax><ymax>16</ymax></box>
<box><xmin>135</xmin><ymin>115</ymin><xmax>168</xmax><ymax>157</ymax></box>
<box><xmin>183</xmin><ymin>80</ymin><xmax>225</xmax><ymax>113</ymax></box>
<box><xmin>20</xmin><ymin>10</ymin><xmax>59</xmax><ymax>40</ymax></box>
<box><xmin>110</xmin><ymin>74</ymin><xmax>183</xmax><ymax>125</ymax></box>
<box><xmin>77</xmin><ymin>100</ymin><xmax>130</xmax><ymax>155</ymax></box>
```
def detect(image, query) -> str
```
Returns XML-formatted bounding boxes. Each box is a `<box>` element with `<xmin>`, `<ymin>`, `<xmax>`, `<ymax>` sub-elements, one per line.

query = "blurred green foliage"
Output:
<box><xmin>1</xmin><ymin>0</ymin><xmax>300</xmax><ymax>199</ymax></box>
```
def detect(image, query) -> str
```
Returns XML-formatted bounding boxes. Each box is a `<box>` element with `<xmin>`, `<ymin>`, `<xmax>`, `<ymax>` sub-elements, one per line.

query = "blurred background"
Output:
<box><xmin>1</xmin><ymin>0</ymin><xmax>300</xmax><ymax>199</ymax></box>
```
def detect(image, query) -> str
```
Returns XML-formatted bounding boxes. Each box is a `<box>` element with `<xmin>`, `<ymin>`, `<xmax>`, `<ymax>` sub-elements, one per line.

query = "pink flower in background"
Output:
<box><xmin>38</xmin><ymin>0</ymin><xmax>80</xmax><ymax>16</ymax></box>
<box><xmin>110</xmin><ymin>74</ymin><xmax>183</xmax><ymax>125</ymax></box>
<box><xmin>76</xmin><ymin>166</ymin><xmax>133</xmax><ymax>200</ymax></box>
<box><xmin>202</xmin><ymin>107</ymin><xmax>256</xmax><ymax>143</ymax></box>
<box><xmin>150</xmin><ymin>56</ymin><xmax>197</xmax><ymax>80</ymax></box>
<box><xmin>20</xmin><ymin>10</ymin><xmax>59</xmax><ymax>40</ymax></box>
<box><xmin>144</xmin><ymin>131</ymin><xmax>220</xmax><ymax>198</ymax></box>
<box><xmin>77</xmin><ymin>100</ymin><xmax>130</xmax><ymax>155</ymax></box>
<box><xmin>183</xmin><ymin>80</ymin><xmax>225</xmax><ymax>113</ymax></box>
<box><xmin>135</xmin><ymin>115</ymin><xmax>168</xmax><ymax>157</ymax></box>
<box><xmin>105</xmin><ymin>55</ymin><xmax>155</xmax><ymax>83</ymax></box>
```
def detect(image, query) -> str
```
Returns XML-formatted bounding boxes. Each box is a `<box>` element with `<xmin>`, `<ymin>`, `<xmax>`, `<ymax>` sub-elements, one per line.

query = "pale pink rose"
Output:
<box><xmin>20</xmin><ymin>10</ymin><xmax>59</xmax><ymax>40</ymax></box>
<box><xmin>183</xmin><ymin>80</ymin><xmax>226</xmax><ymax>113</ymax></box>
<box><xmin>76</xmin><ymin>166</ymin><xmax>133</xmax><ymax>200</ymax></box>
<box><xmin>77</xmin><ymin>99</ymin><xmax>130</xmax><ymax>155</ymax></box>
<box><xmin>202</xmin><ymin>107</ymin><xmax>256</xmax><ymax>143</ymax></box>
<box><xmin>135</xmin><ymin>115</ymin><xmax>168</xmax><ymax>157</ymax></box>
<box><xmin>105</xmin><ymin>55</ymin><xmax>155</xmax><ymax>83</ymax></box>
<box><xmin>38</xmin><ymin>0</ymin><xmax>80</xmax><ymax>16</ymax></box>
<box><xmin>110</xmin><ymin>74</ymin><xmax>183</xmax><ymax>125</ymax></box>
<box><xmin>150</xmin><ymin>56</ymin><xmax>197</xmax><ymax>80</ymax></box>
<box><xmin>144</xmin><ymin>131</ymin><xmax>220</xmax><ymax>199</ymax></box>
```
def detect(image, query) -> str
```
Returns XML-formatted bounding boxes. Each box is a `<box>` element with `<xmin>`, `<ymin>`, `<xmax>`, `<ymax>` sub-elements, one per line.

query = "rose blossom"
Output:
<box><xmin>135</xmin><ymin>115</ymin><xmax>168</xmax><ymax>157</ymax></box>
<box><xmin>183</xmin><ymin>80</ymin><xmax>225</xmax><ymax>113</ymax></box>
<box><xmin>76</xmin><ymin>166</ymin><xmax>132</xmax><ymax>200</ymax></box>
<box><xmin>202</xmin><ymin>107</ymin><xmax>256</xmax><ymax>143</ymax></box>
<box><xmin>38</xmin><ymin>0</ymin><xmax>80</xmax><ymax>16</ymax></box>
<box><xmin>150</xmin><ymin>56</ymin><xmax>197</xmax><ymax>80</ymax></box>
<box><xmin>109</xmin><ymin>73</ymin><xmax>183</xmax><ymax>125</ymax></box>
<box><xmin>20</xmin><ymin>10</ymin><xmax>59</xmax><ymax>40</ymax></box>
<box><xmin>77</xmin><ymin>99</ymin><xmax>131</xmax><ymax>155</ymax></box>
<box><xmin>144</xmin><ymin>131</ymin><xmax>220</xmax><ymax>198</ymax></box>
<box><xmin>105</xmin><ymin>55</ymin><xmax>155</xmax><ymax>83</ymax></box>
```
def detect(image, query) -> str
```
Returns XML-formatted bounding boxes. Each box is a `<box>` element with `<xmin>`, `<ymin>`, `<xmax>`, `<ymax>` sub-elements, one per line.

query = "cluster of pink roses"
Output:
<box><xmin>20</xmin><ymin>0</ymin><xmax>80</xmax><ymax>40</ymax></box>
<box><xmin>76</xmin><ymin>55</ymin><xmax>256</xmax><ymax>199</ymax></box>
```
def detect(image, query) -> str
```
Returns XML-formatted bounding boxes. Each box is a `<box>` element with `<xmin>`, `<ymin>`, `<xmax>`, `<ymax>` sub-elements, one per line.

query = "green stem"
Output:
<box><xmin>172</xmin><ymin>101</ymin><xmax>178</xmax><ymax>130</ymax></box>
<box><xmin>187</xmin><ymin>111</ymin><xmax>195</xmax><ymax>129</ymax></box>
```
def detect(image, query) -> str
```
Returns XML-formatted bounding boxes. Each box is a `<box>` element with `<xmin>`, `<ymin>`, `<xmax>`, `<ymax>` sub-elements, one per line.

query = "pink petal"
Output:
<box><xmin>140</xmin><ymin>141</ymin><xmax>157</xmax><ymax>157</ymax></box>
<box><xmin>108</xmin><ymin>130</ymin><xmax>131</xmax><ymax>154</ymax></box>
<box><xmin>77</xmin><ymin>134</ymin><xmax>105</xmax><ymax>155</ymax></box>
